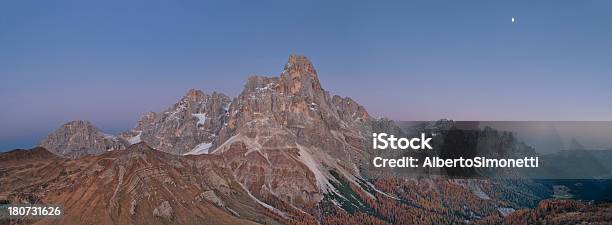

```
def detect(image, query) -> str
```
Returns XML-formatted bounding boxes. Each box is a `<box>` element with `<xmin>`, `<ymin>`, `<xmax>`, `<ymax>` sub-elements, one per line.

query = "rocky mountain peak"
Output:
<box><xmin>63</xmin><ymin>120</ymin><xmax>94</xmax><ymax>130</ymax></box>
<box><xmin>35</xmin><ymin>55</ymin><xmax>372</xmax><ymax>212</ymax></box>
<box><xmin>284</xmin><ymin>55</ymin><xmax>317</xmax><ymax>78</ymax></box>
<box><xmin>213</xmin><ymin>56</ymin><xmax>372</xmax><ymax>208</ymax></box>
<box><xmin>120</xmin><ymin>89</ymin><xmax>231</xmax><ymax>155</ymax></box>
<box><xmin>184</xmin><ymin>89</ymin><xmax>207</xmax><ymax>102</ymax></box>
<box><xmin>40</xmin><ymin>120</ymin><xmax>127</xmax><ymax>158</ymax></box>
<box><xmin>241</xmin><ymin>75</ymin><xmax>279</xmax><ymax>95</ymax></box>
<box><xmin>279</xmin><ymin>55</ymin><xmax>322</xmax><ymax>95</ymax></box>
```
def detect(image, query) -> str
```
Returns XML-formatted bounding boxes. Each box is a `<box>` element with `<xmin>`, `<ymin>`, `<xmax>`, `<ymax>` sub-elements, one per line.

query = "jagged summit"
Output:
<box><xmin>283</xmin><ymin>55</ymin><xmax>318</xmax><ymax>78</ymax></box>
<box><xmin>214</xmin><ymin>55</ymin><xmax>371</xmax><ymax>208</ymax></box>
<box><xmin>39</xmin><ymin>55</ymin><xmax>368</xmax><ymax>161</ymax></box>
<box><xmin>119</xmin><ymin>88</ymin><xmax>231</xmax><ymax>155</ymax></box>
<box><xmin>242</xmin><ymin>75</ymin><xmax>278</xmax><ymax>93</ymax></box>
<box><xmin>279</xmin><ymin>55</ymin><xmax>323</xmax><ymax>95</ymax></box>
<box><xmin>62</xmin><ymin>120</ymin><xmax>94</xmax><ymax>129</ymax></box>
<box><xmin>242</xmin><ymin>55</ymin><xmax>322</xmax><ymax>96</ymax></box>
<box><xmin>184</xmin><ymin>88</ymin><xmax>207</xmax><ymax>102</ymax></box>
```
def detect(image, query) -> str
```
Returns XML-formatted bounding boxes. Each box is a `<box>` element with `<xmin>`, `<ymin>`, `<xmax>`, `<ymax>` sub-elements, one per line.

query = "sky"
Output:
<box><xmin>1</xmin><ymin>0</ymin><xmax>611</xmax><ymax>150</ymax></box>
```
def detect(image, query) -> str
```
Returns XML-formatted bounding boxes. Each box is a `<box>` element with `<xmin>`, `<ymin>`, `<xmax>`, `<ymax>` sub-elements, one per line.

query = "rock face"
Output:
<box><xmin>153</xmin><ymin>200</ymin><xmax>173</xmax><ymax>219</ymax></box>
<box><xmin>196</xmin><ymin>190</ymin><xmax>225</xmax><ymax>207</ymax></box>
<box><xmin>213</xmin><ymin>55</ymin><xmax>371</xmax><ymax>208</ymax></box>
<box><xmin>40</xmin><ymin>120</ymin><xmax>128</xmax><ymax>158</ymax></box>
<box><xmin>120</xmin><ymin>90</ymin><xmax>231</xmax><ymax>155</ymax></box>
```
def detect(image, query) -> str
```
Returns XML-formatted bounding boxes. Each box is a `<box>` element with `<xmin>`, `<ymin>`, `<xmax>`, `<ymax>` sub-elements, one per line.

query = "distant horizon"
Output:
<box><xmin>2</xmin><ymin>0</ymin><xmax>612</xmax><ymax>150</ymax></box>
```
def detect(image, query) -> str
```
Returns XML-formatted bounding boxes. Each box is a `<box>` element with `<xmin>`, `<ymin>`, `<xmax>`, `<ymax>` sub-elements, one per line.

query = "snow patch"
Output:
<box><xmin>183</xmin><ymin>142</ymin><xmax>212</xmax><ymax>155</ymax></box>
<box><xmin>102</xmin><ymin>133</ymin><xmax>117</xmax><ymax>140</ymax></box>
<box><xmin>192</xmin><ymin>113</ymin><xmax>207</xmax><ymax>126</ymax></box>
<box><xmin>127</xmin><ymin>132</ymin><xmax>142</xmax><ymax>144</ymax></box>
<box><xmin>255</xmin><ymin>83</ymin><xmax>276</xmax><ymax>92</ymax></box>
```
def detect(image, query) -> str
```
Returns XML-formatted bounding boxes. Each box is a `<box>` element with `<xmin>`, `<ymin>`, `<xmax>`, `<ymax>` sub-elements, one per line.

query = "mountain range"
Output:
<box><xmin>2</xmin><ymin>55</ymin><xmax>609</xmax><ymax>224</ymax></box>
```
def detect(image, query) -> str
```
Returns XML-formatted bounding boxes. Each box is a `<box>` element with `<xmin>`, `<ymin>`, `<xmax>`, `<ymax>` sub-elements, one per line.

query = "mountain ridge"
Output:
<box><xmin>34</xmin><ymin>54</ymin><xmax>374</xmax><ymax>218</ymax></box>
<box><xmin>4</xmin><ymin>55</ymin><xmax>582</xmax><ymax>224</ymax></box>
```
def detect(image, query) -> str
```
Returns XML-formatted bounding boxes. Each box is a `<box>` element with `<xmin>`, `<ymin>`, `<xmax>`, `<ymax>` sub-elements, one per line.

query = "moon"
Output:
<box><xmin>512</xmin><ymin>17</ymin><xmax>516</xmax><ymax>23</ymax></box>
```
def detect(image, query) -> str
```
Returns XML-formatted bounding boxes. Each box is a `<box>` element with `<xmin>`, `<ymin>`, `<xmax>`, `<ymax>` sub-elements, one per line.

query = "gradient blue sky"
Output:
<box><xmin>1</xmin><ymin>0</ymin><xmax>611</xmax><ymax>150</ymax></box>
